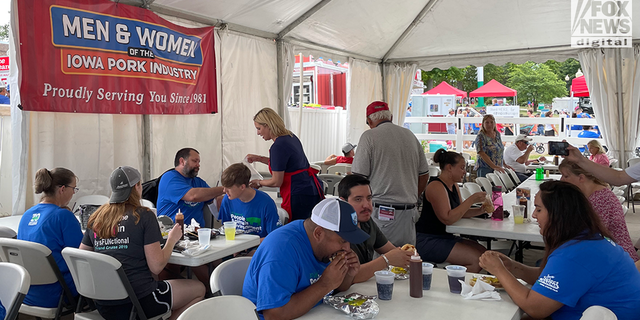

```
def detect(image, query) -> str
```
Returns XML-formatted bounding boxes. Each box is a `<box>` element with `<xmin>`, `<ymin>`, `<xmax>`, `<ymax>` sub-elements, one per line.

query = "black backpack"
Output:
<box><xmin>142</xmin><ymin>169</ymin><xmax>175</xmax><ymax>207</ymax></box>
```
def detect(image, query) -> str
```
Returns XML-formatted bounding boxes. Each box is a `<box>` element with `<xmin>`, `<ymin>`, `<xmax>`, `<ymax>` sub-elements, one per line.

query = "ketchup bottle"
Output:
<box><xmin>175</xmin><ymin>209</ymin><xmax>184</xmax><ymax>240</ymax></box>
<box><xmin>409</xmin><ymin>252</ymin><xmax>423</xmax><ymax>298</ymax></box>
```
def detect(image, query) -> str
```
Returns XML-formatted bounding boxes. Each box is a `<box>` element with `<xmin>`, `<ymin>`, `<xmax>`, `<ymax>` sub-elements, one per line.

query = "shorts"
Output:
<box><xmin>544</xmin><ymin>130</ymin><xmax>555</xmax><ymax>136</ymax></box>
<box><xmin>96</xmin><ymin>281</ymin><xmax>172</xmax><ymax>320</ymax></box>
<box><xmin>416</xmin><ymin>232</ymin><xmax>463</xmax><ymax>264</ymax></box>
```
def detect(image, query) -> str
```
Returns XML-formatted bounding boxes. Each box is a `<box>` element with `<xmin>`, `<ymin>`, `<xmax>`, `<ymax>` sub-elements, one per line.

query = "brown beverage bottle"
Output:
<box><xmin>175</xmin><ymin>209</ymin><xmax>184</xmax><ymax>240</ymax></box>
<box><xmin>409</xmin><ymin>252</ymin><xmax>423</xmax><ymax>298</ymax></box>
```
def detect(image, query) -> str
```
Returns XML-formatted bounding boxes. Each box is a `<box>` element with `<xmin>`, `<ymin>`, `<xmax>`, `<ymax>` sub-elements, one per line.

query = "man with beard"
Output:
<box><xmin>157</xmin><ymin>148</ymin><xmax>224</xmax><ymax>295</ymax></box>
<box><xmin>337</xmin><ymin>174</ymin><xmax>412</xmax><ymax>283</ymax></box>
<box><xmin>157</xmin><ymin>148</ymin><xmax>224</xmax><ymax>226</ymax></box>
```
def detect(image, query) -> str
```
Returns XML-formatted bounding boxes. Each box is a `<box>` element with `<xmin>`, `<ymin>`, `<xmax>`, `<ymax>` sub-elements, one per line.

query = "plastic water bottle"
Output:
<box><xmin>535</xmin><ymin>167</ymin><xmax>544</xmax><ymax>181</ymax></box>
<box><xmin>491</xmin><ymin>186</ymin><xmax>503</xmax><ymax>221</ymax></box>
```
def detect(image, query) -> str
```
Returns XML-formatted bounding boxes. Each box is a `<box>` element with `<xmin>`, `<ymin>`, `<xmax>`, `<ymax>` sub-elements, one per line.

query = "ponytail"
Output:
<box><xmin>34</xmin><ymin>167</ymin><xmax>76</xmax><ymax>197</ymax></box>
<box><xmin>433</xmin><ymin>149</ymin><xmax>464</xmax><ymax>170</ymax></box>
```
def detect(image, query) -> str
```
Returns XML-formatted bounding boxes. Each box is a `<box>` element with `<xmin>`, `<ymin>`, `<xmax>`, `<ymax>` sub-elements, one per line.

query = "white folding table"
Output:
<box><xmin>168</xmin><ymin>234</ymin><xmax>260</xmax><ymax>267</ymax></box>
<box><xmin>300</xmin><ymin>268</ymin><xmax>522</xmax><ymax>320</ymax></box>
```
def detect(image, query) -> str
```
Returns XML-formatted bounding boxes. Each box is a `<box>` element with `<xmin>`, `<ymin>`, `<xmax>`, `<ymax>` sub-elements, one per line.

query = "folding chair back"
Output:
<box><xmin>317</xmin><ymin>174</ymin><xmax>344</xmax><ymax>195</ymax></box>
<box><xmin>0</xmin><ymin>226</ymin><xmax>16</xmax><ymax>238</ymax></box>
<box><xmin>463</xmin><ymin>182</ymin><xmax>483</xmax><ymax>194</ymax></box>
<box><xmin>486</xmin><ymin>173</ymin><xmax>505</xmax><ymax>191</ymax></box>
<box><xmin>176</xmin><ymin>296</ymin><xmax>257</xmax><ymax>320</ymax></box>
<box><xmin>0</xmin><ymin>238</ymin><xmax>76</xmax><ymax>319</ymax></box>
<box><xmin>475</xmin><ymin>177</ymin><xmax>493</xmax><ymax>193</ymax></box>
<box><xmin>0</xmin><ymin>262</ymin><xmax>30</xmax><ymax>320</ymax></box>
<box><xmin>210</xmin><ymin>257</ymin><xmax>252</xmax><ymax>295</ymax></box>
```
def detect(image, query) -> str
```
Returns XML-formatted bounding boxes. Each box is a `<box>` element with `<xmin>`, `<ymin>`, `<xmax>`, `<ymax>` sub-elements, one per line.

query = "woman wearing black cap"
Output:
<box><xmin>80</xmin><ymin>166</ymin><xmax>204</xmax><ymax>320</ymax></box>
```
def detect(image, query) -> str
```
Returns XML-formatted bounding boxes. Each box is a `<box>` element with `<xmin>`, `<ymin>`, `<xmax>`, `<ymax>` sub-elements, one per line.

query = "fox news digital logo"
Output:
<box><xmin>571</xmin><ymin>0</ymin><xmax>632</xmax><ymax>48</ymax></box>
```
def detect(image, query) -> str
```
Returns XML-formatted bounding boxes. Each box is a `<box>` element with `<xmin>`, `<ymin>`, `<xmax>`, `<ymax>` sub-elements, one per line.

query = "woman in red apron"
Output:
<box><xmin>246</xmin><ymin>108</ymin><xmax>324</xmax><ymax>221</ymax></box>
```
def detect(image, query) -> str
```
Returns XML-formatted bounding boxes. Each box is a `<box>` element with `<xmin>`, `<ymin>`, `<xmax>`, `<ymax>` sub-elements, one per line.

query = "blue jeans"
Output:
<box><xmin>476</xmin><ymin>167</ymin><xmax>494</xmax><ymax>178</ymax></box>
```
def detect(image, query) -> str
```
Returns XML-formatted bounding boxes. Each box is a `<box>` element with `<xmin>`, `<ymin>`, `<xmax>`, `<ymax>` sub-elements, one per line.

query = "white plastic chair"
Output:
<box><xmin>310</xmin><ymin>164</ymin><xmax>322</xmax><ymax>173</ymax></box>
<box><xmin>176</xmin><ymin>296</ymin><xmax>257</xmax><ymax>320</ymax></box>
<box><xmin>425</xmin><ymin>152</ymin><xmax>436</xmax><ymax>165</ymax></box>
<box><xmin>463</xmin><ymin>182</ymin><xmax>483</xmax><ymax>194</ymax></box>
<box><xmin>0</xmin><ymin>238</ymin><xmax>76</xmax><ymax>320</ymax></box>
<box><xmin>611</xmin><ymin>188</ymin><xmax>624</xmax><ymax>197</ymax></box>
<box><xmin>476</xmin><ymin>177</ymin><xmax>493</xmax><ymax>193</ymax></box>
<box><xmin>497</xmin><ymin>171</ymin><xmax>515</xmax><ymax>191</ymax></box>
<box><xmin>0</xmin><ymin>262</ymin><xmax>30</xmax><ymax>320</ymax></box>
<box><xmin>617</xmin><ymin>196</ymin><xmax>625</xmax><ymax>204</ymax></box>
<box><xmin>505</xmin><ymin>168</ymin><xmax>522</xmax><ymax>186</ymax></box>
<box><xmin>317</xmin><ymin>174</ymin><xmax>344</xmax><ymax>195</ymax></box>
<box><xmin>0</xmin><ymin>225</ymin><xmax>16</xmax><ymax>238</ymax></box>
<box><xmin>626</xmin><ymin>158</ymin><xmax>640</xmax><ymax>213</ymax></box>
<box><xmin>486</xmin><ymin>173</ymin><xmax>505</xmax><ymax>191</ymax></box>
<box><xmin>277</xmin><ymin>208</ymin><xmax>289</xmax><ymax>226</ymax></box>
<box><xmin>62</xmin><ymin>247</ymin><xmax>171</xmax><ymax>320</ymax></box>
<box><xmin>458</xmin><ymin>187</ymin><xmax>471</xmax><ymax>201</ymax></box>
<box><xmin>622</xmin><ymin>206</ymin><xmax>629</xmax><ymax>217</ymax></box>
<box><xmin>428</xmin><ymin>166</ymin><xmax>441</xmax><ymax>177</ymax></box>
<box><xmin>141</xmin><ymin>199</ymin><xmax>155</xmax><ymax>209</ymax></box>
<box><xmin>326</xmin><ymin>164</ymin><xmax>350</xmax><ymax>175</ymax></box>
<box><xmin>71</xmin><ymin>195</ymin><xmax>109</xmax><ymax>212</ymax></box>
<box><xmin>209</xmin><ymin>257</ymin><xmax>252</xmax><ymax>296</ymax></box>
<box><xmin>580</xmin><ymin>306</ymin><xmax>618</xmax><ymax>320</ymax></box>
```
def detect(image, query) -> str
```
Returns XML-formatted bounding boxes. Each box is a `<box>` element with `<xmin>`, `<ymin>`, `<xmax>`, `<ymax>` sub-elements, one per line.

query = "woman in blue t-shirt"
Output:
<box><xmin>80</xmin><ymin>166</ymin><xmax>204</xmax><ymax>320</ymax></box>
<box><xmin>17</xmin><ymin>167</ymin><xmax>83</xmax><ymax>308</ymax></box>
<box><xmin>479</xmin><ymin>181</ymin><xmax>640</xmax><ymax>320</ymax></box>
<box><xmin>246</xmin><ymin>108</ymin><xmax>324</xmax><ymax>221</ymax></box>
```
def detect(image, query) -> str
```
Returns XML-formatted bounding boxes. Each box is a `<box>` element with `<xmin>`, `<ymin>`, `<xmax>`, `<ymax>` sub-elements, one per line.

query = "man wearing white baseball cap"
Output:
<box><xmin>503</xmin><ymin>134</ymin><xmax>545</xmax><ymax>182</ymax></box>
<box><xmin>324</xmin><ymin>142</ymin><xmax>357</xmax><ymax>165</ymax></box>
<box><xmin>243</xmin><ymin>198</ymin><xmax>369</xmax><ymax>320</ymax></box>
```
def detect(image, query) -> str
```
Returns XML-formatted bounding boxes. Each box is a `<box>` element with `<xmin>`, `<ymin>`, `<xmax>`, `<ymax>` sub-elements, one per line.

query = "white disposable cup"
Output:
<box><xmin>197</xmin><ymin>228</ymin><xmax>211</xmax><ymax>246</ymax></box>
<box><xmin>422</xmin><ymin>262</ymin><xmax>434</xmax><ymax>274</ymax></box>
<box><xmin>374</xmin><ymin>270</ymin><xmax>395</xmax><ymax>284</ymax></box>
<box><xmin>223</xmin><ymin>222</ymin><xmax>236</xmax><ymax>229</ymax></box>
<box><xmin>445</xmin><ymin>265</ymin><xmax>467</xmax><ymax>277</ymax></box>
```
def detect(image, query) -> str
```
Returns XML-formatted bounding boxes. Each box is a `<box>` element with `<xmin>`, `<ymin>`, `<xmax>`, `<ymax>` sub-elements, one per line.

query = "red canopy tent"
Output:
<box><xmin>423</xmin><ymin>81</ymin><xmax>467</xmax><ymax>97</ymax></box>
<box><xmin>469</xmin><ymin>79</ymin><xmax>517</xmax><ymax>97</ymax></box>
<box><xmin>570</xmin><ymin>76</ymin><xmax>589</xmax><ymax>97</ymax></box>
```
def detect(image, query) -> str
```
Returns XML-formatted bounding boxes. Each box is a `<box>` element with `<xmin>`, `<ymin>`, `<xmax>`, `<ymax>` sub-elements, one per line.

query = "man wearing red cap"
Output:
<box><xmin>352</xmin><ymin>101</ymin><xmax>429</xmax><ymax>247</ymax></box>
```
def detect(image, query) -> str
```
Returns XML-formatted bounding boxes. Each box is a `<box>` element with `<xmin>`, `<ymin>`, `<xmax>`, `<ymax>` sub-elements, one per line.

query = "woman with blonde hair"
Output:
<box><xmin>558</xmin><ymin>160</ymin><xmax>638</xmax><ymax>262</ymax></box>
<box><xmin>474</xmin><ymin>114</ymin><xmax>508</xmax><ymax>177</ymax></box>
<box><xmin>246</xmin><ymin>108</ymin><xmax>324</xmax><ymax>221</ymax></box>
<box><xmin>80</xmin><ymin>166</ymin><xmax>204</xmax><ymax>320</ymax></box>
<box><xmin>18</xmin><ymin>167</ymin><xmax>83</xmax><ymax>308</ymax></box>
<box><xmin>587</xmin><ymin>139</ymin><xmax>610</xmax><ymax>167</ymax></box>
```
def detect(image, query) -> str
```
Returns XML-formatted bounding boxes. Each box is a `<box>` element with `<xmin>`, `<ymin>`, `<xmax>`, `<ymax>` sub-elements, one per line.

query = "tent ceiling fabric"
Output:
<box><xmin>142</xmin><ymin>0</ymin><xmax>639</xmax><ymax>67</ymax></box>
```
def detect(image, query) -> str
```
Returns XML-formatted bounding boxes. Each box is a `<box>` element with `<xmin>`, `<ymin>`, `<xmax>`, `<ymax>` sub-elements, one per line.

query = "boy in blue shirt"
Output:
<box><xmin>219</xmin><ymin>163</ymin><xmax>280</xmax><ymax>245</ymax></box>
<box><xmin>243</xmin><ymin>198</ymin><xmax>369</xmax><ymax>320</ymax></box>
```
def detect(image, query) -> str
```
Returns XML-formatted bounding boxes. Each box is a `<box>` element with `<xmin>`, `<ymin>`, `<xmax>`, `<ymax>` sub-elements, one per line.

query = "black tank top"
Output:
<box><xmin>415</xmin><ymin>177</ymin><xmax>461</xmax><ymax>235</ymax></box>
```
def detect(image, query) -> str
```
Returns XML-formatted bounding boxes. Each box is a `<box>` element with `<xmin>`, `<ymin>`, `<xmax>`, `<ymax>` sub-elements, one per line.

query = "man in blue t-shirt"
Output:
<box><xmin>0</xmin><ymin>86</ymin><xmax>9</xmax><ymax>105</ymax></box>
<box><xmin>243</xmin><ymin>198</ymin><xmax>369</xmax><ymax>320</ymax></box>
<box><xmin>219</xmin><ymin>163</ymin><xmax>280</xmax><ymax>243</ymax></box>
<box><xmin>157</xmin><ymin>148</ymin><xmax>224</xmax><ymax>226</ymax></box>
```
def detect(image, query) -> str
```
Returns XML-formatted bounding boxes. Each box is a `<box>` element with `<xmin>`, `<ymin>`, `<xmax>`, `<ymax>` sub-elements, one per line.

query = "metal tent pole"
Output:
<box><xmin>614</xmin><ymin>49</ymin><xmax>626</xmax><ymax>167</ymax></box>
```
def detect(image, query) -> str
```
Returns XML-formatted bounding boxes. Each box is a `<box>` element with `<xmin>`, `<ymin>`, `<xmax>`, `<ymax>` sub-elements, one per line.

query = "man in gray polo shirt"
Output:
<box><xmin>352</xmin><ymin>101</ymin><xmax>429</xmax><ymax>246</ymax></box>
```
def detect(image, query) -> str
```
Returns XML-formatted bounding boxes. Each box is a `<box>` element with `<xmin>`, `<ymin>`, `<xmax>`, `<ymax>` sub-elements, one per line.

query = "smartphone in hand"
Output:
<box><xmin>548</xmin><ymin>141</ymin><xmax>569</xmax><ymax>156</ymax></box>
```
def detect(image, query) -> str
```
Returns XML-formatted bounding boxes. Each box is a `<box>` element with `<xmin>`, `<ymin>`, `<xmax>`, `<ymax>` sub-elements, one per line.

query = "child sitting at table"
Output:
<box><xmin>80</xmin><ymin>166</ymin><xmax>204</xmax><ymax>320</ymax></box>
<box><xmin>219</xmin><ymin>163</ymin><xmax>280</xmax><ymax>251</ymax></box>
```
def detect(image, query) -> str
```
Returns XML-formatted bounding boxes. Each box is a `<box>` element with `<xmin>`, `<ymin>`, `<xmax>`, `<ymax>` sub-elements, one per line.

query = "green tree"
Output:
<box><xmin>507</xmin><ymin>61</ymin><xmax>567</xmax><ymax>107</ymax></box>
<box><xmin>0</xmin><ymin>24</ymin><xmax>8</xmax><ymax>41</ymax></box>
<box><xmin>421</xmin><ymin>66</ymin><xmax>465</xmax><ymax>90</ymax></box>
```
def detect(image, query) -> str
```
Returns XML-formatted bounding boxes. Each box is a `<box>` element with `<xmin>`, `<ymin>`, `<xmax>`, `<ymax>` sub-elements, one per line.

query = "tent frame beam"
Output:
<box><xmin>277</xmin><ymin>0</ymin><xmax>333</xmax><ymax>40</ymax></box>
<box><xmin>382</xmin><ymin>0</ymin><xmax>440</xmax><ymax>62</ymax></box>
<box><xmin>285</xmin><ymin>38</ymin><xmax>381</xmax><ymax>63</ymax></box>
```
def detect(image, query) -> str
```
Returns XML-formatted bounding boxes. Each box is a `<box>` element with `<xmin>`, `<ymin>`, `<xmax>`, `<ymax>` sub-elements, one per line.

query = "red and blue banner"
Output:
<box><xmin>18</xmin><ymin>0</ymin><xmax>217</xmax><ymax>114</ymax></box>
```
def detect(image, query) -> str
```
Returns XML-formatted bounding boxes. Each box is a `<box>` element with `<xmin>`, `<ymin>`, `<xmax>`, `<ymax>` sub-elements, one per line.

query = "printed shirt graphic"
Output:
<box><xmin>242</xmin><ymin>221</ymin><xmax>329</xmax><ymax>320</ymax></box>
<box><xmin>532</xmin><ymin>236</ymin><xmax>640</xmax><ymax>320</ymax></box>
<box><xmin>218</xmin><ymin>190</ymin><xmax>280</xmax><ymax>238</ymax></box>
<box><xmin>81</xmin><ymin>208</ymin><xmax>162</xmax><ymax>304</ymax></box>
<box><xmin>157</xmin><ymin>169</ymin><xmax>210</xmax><ymax>225</ymax></box>
<box><xmin>17</xmin><ymin>203</ymin><xmax>83</xmax><ymax>308</ymax></box>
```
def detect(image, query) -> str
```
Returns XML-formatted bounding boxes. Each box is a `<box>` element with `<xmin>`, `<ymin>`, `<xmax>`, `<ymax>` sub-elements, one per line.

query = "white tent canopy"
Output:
<box><xmin>8</xmin><ymin>0</ymin><xmax>640</xmax><ymax>214</ymax></box>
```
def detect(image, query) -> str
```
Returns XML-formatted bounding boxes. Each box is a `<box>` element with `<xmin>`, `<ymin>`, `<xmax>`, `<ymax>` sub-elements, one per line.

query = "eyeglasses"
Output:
<box><xmin>64</xmin><ymin>185</ymin><xmax>79</xmax><ymax>194</ymax></box>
